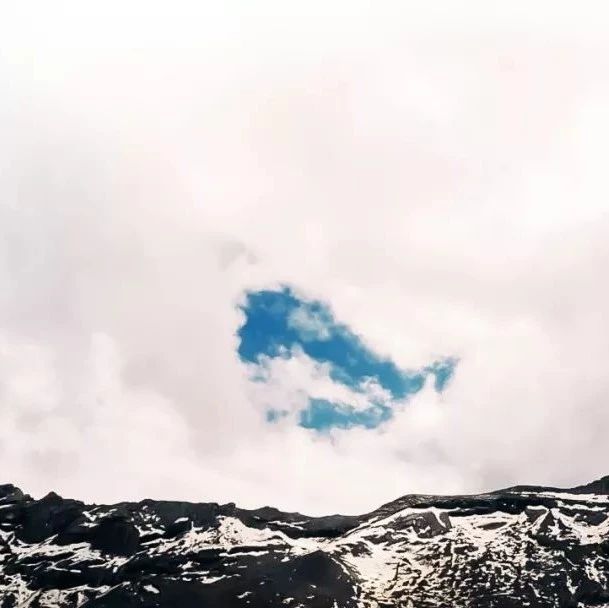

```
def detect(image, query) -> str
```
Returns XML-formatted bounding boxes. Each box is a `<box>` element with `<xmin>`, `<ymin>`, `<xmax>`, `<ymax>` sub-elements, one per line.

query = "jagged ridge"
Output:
<box><xmin>1</xmin><ymin>477</ymin><xmax>609</xmax><ymax>607</ymax></box>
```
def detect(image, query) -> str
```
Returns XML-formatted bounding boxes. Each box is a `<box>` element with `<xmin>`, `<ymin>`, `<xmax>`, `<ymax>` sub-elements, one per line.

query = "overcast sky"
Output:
<box><xmin>3</xmin><ymin>2</ymin><xmax>609</xmax><ymax>515</ymax></box>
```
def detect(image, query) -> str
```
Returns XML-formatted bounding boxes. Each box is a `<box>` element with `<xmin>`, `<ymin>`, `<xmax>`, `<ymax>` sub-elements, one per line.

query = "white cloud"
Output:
<box><xmin>287</xmin><ymin>306</ymin><xmax>332</xmax><ymax>341</ymax></box>
<box><xmin>245</xmin><ymin>348</ymin><xmax>394</xmax><ymax>419</ymax></box>
<box><xmin>2</xmin><ymin>2</ymin><xmax>609</xmax><ymax>514</ymax></box>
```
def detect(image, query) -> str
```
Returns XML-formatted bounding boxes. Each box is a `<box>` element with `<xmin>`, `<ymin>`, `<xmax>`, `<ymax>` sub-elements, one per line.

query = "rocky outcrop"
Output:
<box><xmin>1</xmin><ymin>477</ymin><xmax>609</xmax><ymax>607</ymax></box>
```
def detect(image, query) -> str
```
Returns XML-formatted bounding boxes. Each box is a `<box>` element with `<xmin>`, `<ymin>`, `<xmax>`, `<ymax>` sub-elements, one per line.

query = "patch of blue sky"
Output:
<box><xmin>299</xmin><ymin>399</ymin><xmax>392</xmax><ymax>431</ymax></box>
<box><xmin>238</xmin><ymin>286</ymin><xmax>456</xmax><ymax>431</ymax></box>
<box><xmin>424</xmin><ymin>358</ymin><xmax>456</xmax><ymax>391</ymax></box>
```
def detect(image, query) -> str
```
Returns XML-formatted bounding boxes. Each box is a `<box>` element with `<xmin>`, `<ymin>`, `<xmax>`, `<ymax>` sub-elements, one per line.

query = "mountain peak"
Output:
<box><xmin>569</xmin><ymin>474</ymin><xmax>609</xmax><ymax>495</ymax></box>
<box><xmin>1</xmin><ymin>478</ymin><xmax>609</xmax><ymax>607</ymax></box>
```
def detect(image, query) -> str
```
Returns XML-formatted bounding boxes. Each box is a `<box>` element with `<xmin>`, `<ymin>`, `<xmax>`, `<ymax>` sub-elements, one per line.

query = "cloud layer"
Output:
<box><xmin>2</xmin><ymin>2</ymin><xmax>609</xmax><ymax>514</ymax></box>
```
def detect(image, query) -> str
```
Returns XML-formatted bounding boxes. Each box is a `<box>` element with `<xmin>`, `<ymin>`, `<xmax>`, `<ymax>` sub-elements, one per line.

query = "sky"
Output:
<box><xmin>3</xmin><ymin>2</ymin><xmax>609</xmax><ymax>515</ymax></box>
<box><xmin>238</xmin><ymin>287</ymin><xmax>455</xmax><ymax>431</ymax></box>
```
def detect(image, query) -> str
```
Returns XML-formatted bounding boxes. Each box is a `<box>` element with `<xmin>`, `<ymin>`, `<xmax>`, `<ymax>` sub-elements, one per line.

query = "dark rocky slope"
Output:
<box><xmin>1</xmin><ymin>477</ymin><xmax>609</xmax><ymax>607</ymax></box>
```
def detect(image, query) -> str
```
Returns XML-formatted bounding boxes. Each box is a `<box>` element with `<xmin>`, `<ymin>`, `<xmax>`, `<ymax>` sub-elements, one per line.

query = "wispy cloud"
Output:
<box><xmin>239</xmin><ymin>287</ymin><xmax>452</xmax><ymax>430</ymax></box>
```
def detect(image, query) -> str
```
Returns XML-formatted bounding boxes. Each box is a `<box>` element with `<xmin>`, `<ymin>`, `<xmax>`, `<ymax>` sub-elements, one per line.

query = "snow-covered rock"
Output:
<box><xmin>1</xmin><ymin>478</ymin><xmax>609</xmax><ymax>607</ymax></box>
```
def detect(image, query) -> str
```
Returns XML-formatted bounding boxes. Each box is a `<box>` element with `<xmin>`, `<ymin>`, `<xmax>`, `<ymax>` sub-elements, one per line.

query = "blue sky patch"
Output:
<box><xmin>238</xmin><ymin>286</ymin><xmax>456</xmax><ymax>431</ymax></box>
<box><xmin>299</xmin><ymin>399</ymin><xmax>392</xmax><ymax>431</ymax></box>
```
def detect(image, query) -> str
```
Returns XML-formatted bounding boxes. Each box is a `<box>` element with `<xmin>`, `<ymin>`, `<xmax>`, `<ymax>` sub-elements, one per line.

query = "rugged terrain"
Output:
<box><xmin>1</xmin><ymin>477</ymin><xmax>609</xmax><ymax>607</ymax></box>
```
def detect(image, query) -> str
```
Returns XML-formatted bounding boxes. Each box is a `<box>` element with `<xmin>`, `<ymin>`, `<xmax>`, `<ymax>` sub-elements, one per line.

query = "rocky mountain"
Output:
<box><xmin>1</xmin><ymin>477</ymin><xmax>609</xmax><ymax>607</ymax></box>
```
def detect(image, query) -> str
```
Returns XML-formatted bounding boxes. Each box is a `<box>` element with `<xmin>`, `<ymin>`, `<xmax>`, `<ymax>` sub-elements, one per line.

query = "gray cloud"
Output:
<box><xmin>2</xmin><ymin>2</ymin><xmax>609</xmax><ymax>514</ymax></box>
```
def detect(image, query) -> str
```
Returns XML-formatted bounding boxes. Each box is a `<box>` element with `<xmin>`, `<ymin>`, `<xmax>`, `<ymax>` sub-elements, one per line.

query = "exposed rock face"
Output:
<box><xmin>1</xmin><ymin>477</ymin><xmax>609</xmax><ymax>607</ymax></box>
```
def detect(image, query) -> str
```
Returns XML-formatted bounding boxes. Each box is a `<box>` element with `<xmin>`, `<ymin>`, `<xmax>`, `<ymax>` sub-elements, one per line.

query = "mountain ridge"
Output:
<box><xmin>2</xmin><ymin>477</ymin><xmax>609</xmax><ymax>607</ymax></box>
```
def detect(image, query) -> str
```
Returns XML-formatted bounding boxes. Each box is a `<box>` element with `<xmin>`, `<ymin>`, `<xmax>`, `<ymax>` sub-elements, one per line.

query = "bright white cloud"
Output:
<box><xmin>287</xmin><ymin>307</ymin><xmax>332</xmax><ymax>342</ymax></box>
<box><xmin>2</xmin><ymin>2</ymin><xmax>609</xmax><ymax>514</ymax></box>
<box><xmin>246</xmin><ymin>348</ymin><xmax>395</xmax><ymax>417</ymax></box>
